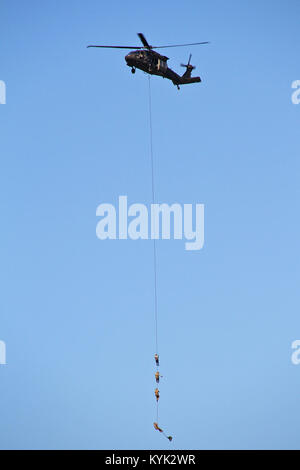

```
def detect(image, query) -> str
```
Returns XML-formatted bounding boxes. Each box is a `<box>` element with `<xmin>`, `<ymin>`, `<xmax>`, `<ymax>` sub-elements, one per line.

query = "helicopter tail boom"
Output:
<box><xmin>181</xmin><ymin>76</ymin><xmax>201</xmax><ymax>83</ymax></box>
<box><xmin>176</xmin><ymin>76</ymin><xmax>201</xmax><ymax>85</ymax></box>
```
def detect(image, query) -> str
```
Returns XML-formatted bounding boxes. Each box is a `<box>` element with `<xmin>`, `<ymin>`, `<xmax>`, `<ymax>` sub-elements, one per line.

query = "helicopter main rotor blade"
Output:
<box><xmin>154</xmin><ymin>41</ymin><xmax>209</xmax><ymax>49</ymax></box>
<box><xmin>87</xmin><ymin>45</ymin><xmax>143</xmax><ymax>49</ymax></box>
<box><xmin>87</xmin><ymin>38</ymin><xmax>209</xmax><ymax>51</ymax></box>
<box><xmin>137</xmin><ymin>33</ymin><xmax>152</xmax><ymax>49</ymax></box>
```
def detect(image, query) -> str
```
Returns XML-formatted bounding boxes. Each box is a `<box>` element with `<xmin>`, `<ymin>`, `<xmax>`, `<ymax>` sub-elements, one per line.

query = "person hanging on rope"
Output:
<box><xmin>154</xmin><ymin>354</ymin><xmax>159</xmax><ymax>366</ymax></box>
<box><xmin>153</xmin><ymin>422</ymin><xmax>163</xmax><ymax>433</ymax></box>
<box><xmin>155</xmin><ymin>388</ymin><xmax>160</xmax><ymax>402</ymax></box>
<box><xmin>155</xmin><ymin>371</ymin><xmax>162</xmax><ymax>383</ymax></box>
<box><xmin>153</xmin><ymin>423</ymin><xmax>173</xmax><ymax>442</ymax></box>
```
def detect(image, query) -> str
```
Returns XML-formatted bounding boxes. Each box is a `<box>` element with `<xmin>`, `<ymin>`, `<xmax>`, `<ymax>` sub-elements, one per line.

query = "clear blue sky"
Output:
<box><xmin>1</xmin><ymin>0</ymin><xmax>300</xmax><ymax>450</ymax></box>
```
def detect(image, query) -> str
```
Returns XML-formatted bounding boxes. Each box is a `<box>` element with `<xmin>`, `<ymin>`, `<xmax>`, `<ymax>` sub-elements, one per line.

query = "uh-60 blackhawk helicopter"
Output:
<box><xmin>87</xmin><ymin>33</ymin><xmax>209</xmax><ymax>89</ymax></box>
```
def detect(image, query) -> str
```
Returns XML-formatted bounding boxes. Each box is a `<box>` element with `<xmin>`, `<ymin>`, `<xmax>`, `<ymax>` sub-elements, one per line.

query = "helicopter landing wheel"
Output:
<box><xmin>131</xmin><ymin>67</ymin><xmax>136</xmax><ymax>74</ymax></box>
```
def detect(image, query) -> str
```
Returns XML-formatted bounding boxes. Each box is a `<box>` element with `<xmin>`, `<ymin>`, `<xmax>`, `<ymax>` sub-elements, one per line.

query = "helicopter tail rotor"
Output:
<box><xmin>180</xmin><ymin>54</ymin><xmax>196</xmax><ymax>78</ymax></box>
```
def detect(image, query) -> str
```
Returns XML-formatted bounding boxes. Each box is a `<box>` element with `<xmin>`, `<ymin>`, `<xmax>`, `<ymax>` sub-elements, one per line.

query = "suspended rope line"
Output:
<box><xmin>148</xmin><ymin>75</ymin><xmax>159</xmax><ymax>425</ymax></box>
<box><xmin>148</xmin><ymin>75</ymin><xmax>158</xmax><ymax>356</ymax></box>
<box><xmin>148</xmin><ymin>76</ymin><xmax>173</xmax><ymax>443</ymax></box>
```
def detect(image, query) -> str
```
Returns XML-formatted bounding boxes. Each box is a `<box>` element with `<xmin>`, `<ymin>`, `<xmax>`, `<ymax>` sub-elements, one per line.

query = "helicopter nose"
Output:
<box><xmin>125</xmin><ymin>52</ymin><xmax>135</xmax><ymax>63</ymax></box>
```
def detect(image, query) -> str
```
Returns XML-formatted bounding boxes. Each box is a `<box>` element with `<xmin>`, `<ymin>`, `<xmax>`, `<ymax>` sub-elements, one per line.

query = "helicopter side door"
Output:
<box><xmin>157</xmin><ymin>58</ymin><xmax>167</xmax><ymax>73</ymax></box>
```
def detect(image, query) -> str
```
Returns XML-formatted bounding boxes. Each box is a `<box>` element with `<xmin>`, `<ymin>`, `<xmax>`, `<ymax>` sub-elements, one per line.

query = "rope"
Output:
<box><xmin>148</xmin><ymin>75</ymin><xmax>159</xmax><ymax>424</ymax></box>
<box><xmin>148</xmin><ymin>76</ymin><xmax>172</xmax><ymax>442</ymax></box>
<box><xmin>148</xmin><ymin>76</ymin><xmax>158</xmax><ymax>356</ymax></box>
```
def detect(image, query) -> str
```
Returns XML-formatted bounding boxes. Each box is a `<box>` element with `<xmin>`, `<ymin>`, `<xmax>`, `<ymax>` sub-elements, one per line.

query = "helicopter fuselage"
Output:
<box><xmin>125</xmin><ymin>49</ymin><xmax>201</xmax><ymax>87</ymax></box>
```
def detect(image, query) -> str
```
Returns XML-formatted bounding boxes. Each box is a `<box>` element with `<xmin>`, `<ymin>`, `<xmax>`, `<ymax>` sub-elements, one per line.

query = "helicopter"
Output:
<box><xmin>87</xmin><ymin>33</ymin><xmax>209</xmax><ymax>89</ymax></box>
